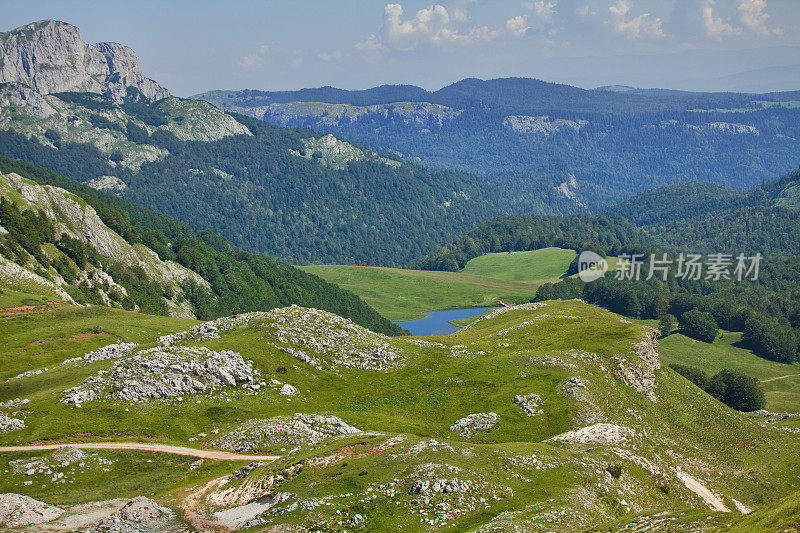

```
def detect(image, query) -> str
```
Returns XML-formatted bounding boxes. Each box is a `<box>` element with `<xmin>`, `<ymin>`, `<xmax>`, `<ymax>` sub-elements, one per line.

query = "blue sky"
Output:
<box><xmin>2</xmin><ymin>0</ymin><xmax>799</xmax><ymax>95</ymax></box>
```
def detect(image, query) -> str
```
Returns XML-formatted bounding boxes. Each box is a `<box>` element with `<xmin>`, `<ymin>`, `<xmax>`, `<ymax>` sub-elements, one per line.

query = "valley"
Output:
<box><xmin>301</xmin><ymin>248</ymin><xmax>575</xmax><ymax>321</ymax></box>
<box><xmin>1</xmin><ymin>12</ymin><xmax>800</xmax><ymax>533</ymax></box>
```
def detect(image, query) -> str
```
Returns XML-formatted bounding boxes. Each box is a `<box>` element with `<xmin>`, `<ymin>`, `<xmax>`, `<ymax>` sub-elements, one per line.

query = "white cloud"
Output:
<box><xmin>237</xmin><ymin>45</ymin><xmax>270</xmax><ymax>69</ymax></box>
<box><xmin>506</xmin><ymin>15</ymin><xmax>530</xmax><ymax>36</ymax></box>
<box><xmin>369</xmin><ymin>3</ymin><xmax>500</xmax><ymax>51</ymax></box>
<box><xmin>356</xmin><ymin>34</ymin><xmax>383</xmax><ymax>51</ymax></box>
<box><xmin>523</xmin><ymin>1</ymin><xmax>557</xmax><ymax>22</ymax></box>
<box><xmin>737</xmin><ymin>0</ymin><xmax>779</xmax><ymax>36</ymax></box>
<box><xmin>318</xmin><ymin>51</ymin><xmax>343</xmax><ymax>61</ymax></box>
<box><xmin>238</xmin><ymin>54</ymin><xmax>262</xmax><ymax>69</ymax></box>
<box><xmin>703</xmin><ymin>1</ymin><xmax>742</xmax><ymax>40</ymax></box>
<box><xmin>609</xmin><ymin>0</ymin><xmax>666</xmax><ymax>39</ymax></box>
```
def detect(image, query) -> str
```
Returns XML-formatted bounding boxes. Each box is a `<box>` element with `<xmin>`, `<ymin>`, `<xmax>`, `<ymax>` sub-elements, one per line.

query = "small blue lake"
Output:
<box><xmin>395</xmin><ymin>307</ymin><xmax>495</xmax><ymax>336</ymax></box>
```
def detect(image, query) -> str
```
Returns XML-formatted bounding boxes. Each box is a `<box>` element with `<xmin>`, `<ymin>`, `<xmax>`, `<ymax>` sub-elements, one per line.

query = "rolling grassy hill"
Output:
<box><xmin>301</xmin><ymin>248</ymin><xmax>575</xmax><ymax>320</ymax></box>
<box><xmin>2</xmin><ymin>299</ymin><xmax>800</xmax><ymax>530</ymax></box>
<box><xmin>459</xmin><ymin>247</ymin><xmax>575</xmax><ymax>282</ymax></box>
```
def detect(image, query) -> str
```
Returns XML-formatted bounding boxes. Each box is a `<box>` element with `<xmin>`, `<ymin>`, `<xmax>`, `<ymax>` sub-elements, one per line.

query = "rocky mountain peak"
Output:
<box><xmin>0</xmin><ymin>20</ymin><xmax>169</xmax><ymax>103</ymax></box>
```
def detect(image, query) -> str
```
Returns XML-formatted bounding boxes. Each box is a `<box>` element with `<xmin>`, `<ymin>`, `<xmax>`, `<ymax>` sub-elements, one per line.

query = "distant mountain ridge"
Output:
<box><xmin>198</xmin><ymin>77</ymin><xmax>800</xmax><ymax>116</ymax></box>
<box><xmin>198</xmin><ymin>78</ymin><xmax>800</xmax><ymax>210</ymax></box>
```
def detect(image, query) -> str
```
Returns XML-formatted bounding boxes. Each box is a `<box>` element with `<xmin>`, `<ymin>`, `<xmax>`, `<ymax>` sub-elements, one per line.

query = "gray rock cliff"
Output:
<box><xmin>0</xmin><ymin>20</ymin><xmax>169</xmax><ymax>103</ymax></box>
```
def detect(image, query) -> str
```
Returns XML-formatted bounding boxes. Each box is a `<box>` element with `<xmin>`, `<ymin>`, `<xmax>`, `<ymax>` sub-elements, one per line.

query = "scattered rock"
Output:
<box><xmin>265</xmin><ymin>305</ymin><xmax>406</xmax><ymax>370</ymax></box>
<box><xmin>450</xmin><ymin>413</ymin><xmax>499</xmax><ymax>440</ymax></box>
<box><xmin>513</xmin><ymin>393</ymin><xmax>543</xmax><ymax>416</ymax></box>
<box><xmin>84</xmin><ymin>497</ymin><xmax>180</xmax><ymax>532</ymax></box>
<box><xmin>51</xmin><ymin>446</ymin><xmax>85</xmax><ymax>465</ymax></box>
<box><xmin>0</xmin><ymin>493</ymin><xmax>64</xmax><ymax>528</ymax></box>
<box><xmin>62</xmin><ymin>346</ymin><xmax>257</xmax><ymax>404</ymax></box>
<box><xmin>210</xmin><ymin>413</ymin><xmax>361</xmax><ymax>452</ymax></box>
<box><xmin>0</xmin><ymin>415</ymin><xmax>25</xmax><ymax>433</ymax></box>
<box><xmin>280</xmin><ymin>384</ymin><xmax>298</xmax><ymax>396</ymax></box>
<box><xmin>613</xmin><ymin>329</ymin><xmax>661</xmax><ymax>401</ymax></box>
<box><xmin>547</xmin><ymin>423</ymin><xmax>634</xmax><ymax>445</ymax></box>
<box><xmin>562</xmin><ymin>376</ymin><xmax>588</xmax><ymax>395</ymax></box>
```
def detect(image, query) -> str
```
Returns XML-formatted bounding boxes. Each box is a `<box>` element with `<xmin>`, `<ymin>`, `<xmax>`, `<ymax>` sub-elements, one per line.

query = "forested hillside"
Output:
<box><xmin>612</xmin><ymin>168</ymin><xmax>800</xmax><ymax>256</ymax></box>
<box><xmin>200</xmin><ymin>78</ymin><xmax>800</xmax><ymax>210</ymax></box>
<box><xmin>0</xmin><ymin>156</ymin><xmax>404</xmax><ymax>335</ymax></box>
<box><xmin>0</xmin><ymin>103</ymin><xmax>573</xmax><ymax>266</ymax></box>
<box><xmin>412</xmin><ymin>214</ymin><xmax>641</xmax><ymax>271</ymax></box>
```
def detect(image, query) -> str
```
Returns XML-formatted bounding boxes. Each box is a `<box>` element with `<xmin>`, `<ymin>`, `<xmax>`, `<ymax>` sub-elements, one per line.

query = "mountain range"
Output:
<box><xmin>197</xmin><ymin>79</ymin><xmax>800</xmax><ymax>211</ymax></box>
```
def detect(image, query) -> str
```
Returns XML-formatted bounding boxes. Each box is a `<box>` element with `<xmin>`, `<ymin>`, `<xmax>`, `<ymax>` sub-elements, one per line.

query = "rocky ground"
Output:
<box><xmin>449</xmin><ymin>413</ymin><xmax>500</xmax><ymax>440</ymax></box>
<box><xmin>62</xmin><ymin>345</ymin><xmax>259</xmax><ymax>404</ymax></box>
<box><xmin>0</xmin><ymin>493</ymin><xmax>185</xmax><ymax>532</ymax></box>
<box><xmin>210</xmin><ymin>414</ymin><xmax>362</xmax><ymax>453</ymax></box>
<box><xmin>262</xmin><ymin>305</ymin><xmax>407</xmax><ymax>370</ymax></box>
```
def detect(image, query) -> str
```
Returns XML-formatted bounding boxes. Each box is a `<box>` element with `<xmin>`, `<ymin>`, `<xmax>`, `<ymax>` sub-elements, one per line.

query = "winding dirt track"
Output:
<box><xmin>0</xmin><ymin>442</ymin><xmax>279</xmax><ymax>462</ymax></box>
<box><xmin>760</xmin><ymin>373</ymin><xmax>800</xmax><ymax>383</ymax></box>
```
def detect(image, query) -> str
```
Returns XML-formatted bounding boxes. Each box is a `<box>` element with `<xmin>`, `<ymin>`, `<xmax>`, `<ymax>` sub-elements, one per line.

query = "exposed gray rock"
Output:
<box><xmin>0</xmin><ymin>415</ymin><xmax>25</xmax><ymax>433</ymax></box>
<box><xmin>503</xmin><ymin>115</ymin><xmax>588</xmax><ymax>135</ymax></box>
<box><xmin>613</xmin><ymin>329</ymin><xmax>660</xmax><ymax>401</ymax></box>
<box><xmin>50</xmin><ymin>446</ymin><xmax>86</xmax><ymax>465</ymax></box>
<box><xmin>86</xmin><ymin>175</ymin><xmax>128</xmax><ymax>195</ymax></box>
<box><xmin>62</xmin><ymin>346</ymin><xmax>257</xmax><ymax>404</ymax></box>
<box><xmin>0</xmin><ymin>82</ymin><xmax>59</xmax><ymax>117</ymax></box>
<box><xmin>547</xmin><ymin>423</ymin><xmax>634</xmax><ymax>445</ymax></box>
<box><xmin>449</xmin><ymin>413</ymin><xmax>499</xmax><ymax>439</ymax></box>
<box><xmin>71</xmin><ymin>342</ymin><xmax>139</xmax><ymax>364</ymax></box>
<box><xmin>513</xmin><ymin>393</ymin><xmax>544</xmax><ymax>416</ymax></box>
<box><xmin>562</xmin><ymin>376</ymin><xmax>588</xmax><ymax>395</ymax></box>
<box><xmin>228</xmin><ymin>100</ymin><xmax>462</xmax><ymax>129</ymax></box>
<box><xmin>210</xmin><ymin>413</ymin><xmax>361</xmax><ymax>452</ymax></box>
<box><xmin>0</xmin><ymin>493</ymin><xmax>64</xmax><ymax>528</ymax></box>
<box><xmin>409</xmin><ymin>478</ymin><xmax>473</xmax><ymax>495</ymax></box>
<box><xmin>0</xmin><ymin>20</ymin><xmax>169</xmax><ymax>102</ymax></box>
<box><xmin>84</xmin><ymin>496</ymin><xmax>182</xmax><ymax>533</ymax></box>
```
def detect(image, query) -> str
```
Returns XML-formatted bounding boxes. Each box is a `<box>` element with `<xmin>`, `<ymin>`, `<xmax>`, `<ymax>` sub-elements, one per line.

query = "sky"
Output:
<box><xmin>2</xmin><ymin>0</ymin><xmax>799</xmax><ymax>96</ymax></box>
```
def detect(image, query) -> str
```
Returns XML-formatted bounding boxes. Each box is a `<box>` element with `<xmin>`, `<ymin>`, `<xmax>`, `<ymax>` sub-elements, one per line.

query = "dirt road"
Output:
<box><xmin>676</xmin><ymin>468</ymin><xmax>731</xmax><ymax>512</ymax></box>
<box><xmin>0</xmin><ymin>442</ymin><xmax>279</xmax><ymax>462</ymax></box>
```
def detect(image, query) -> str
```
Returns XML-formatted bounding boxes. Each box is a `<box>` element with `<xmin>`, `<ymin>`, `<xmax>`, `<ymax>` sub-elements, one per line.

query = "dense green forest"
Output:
<box><xmin>0</xmin><ymin>100</ymin><xmax>574</xmax><ymax>266</ymax></box>
<box><xmin>0</xmin><ymin>156</ymin><xmax>404</xmax><ymax>335</ymax></box>
<box><xmin>611</xmin><ymin>168</ymin><xmax>800</xmax><ymax>256</ymax></box>
<box><xmin>411</xmin><ymin>214</ymin><xmax>641</xmax><ymax>271</ymax></box>
<box><xmin>199</xmin><ymin>78</ymin><xmax>800</xmax><ymax>209</ymax></box>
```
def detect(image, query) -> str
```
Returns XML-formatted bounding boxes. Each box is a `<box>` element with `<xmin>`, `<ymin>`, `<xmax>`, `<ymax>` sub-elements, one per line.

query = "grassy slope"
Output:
<box><xmin>301</xmin><ymin>248</ymin><xmax>574</xmax><ymax>321</ymax></box>
<box><xmin>299</xmin><ymin>265</ymin><xmax>541</xmax><ymax>321</ymax></box>
<box><xmin>0</xmin><ymin>305</ymin><xmax>196</xmax><ymax>381</ymax></box>
<box><xmin>658</xmin><ymin>330</ymin><xmax>800</xmax><ymax>412</ymax></box>
<box><xmin>2</xmin><ymin>301</ymin><xmax>800</xmax><ymax>530</ymax></box>
<box><xmin>460</xmin><ymin>248</ymin><xmax>575</xmax><ymax>282</ymax></box>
